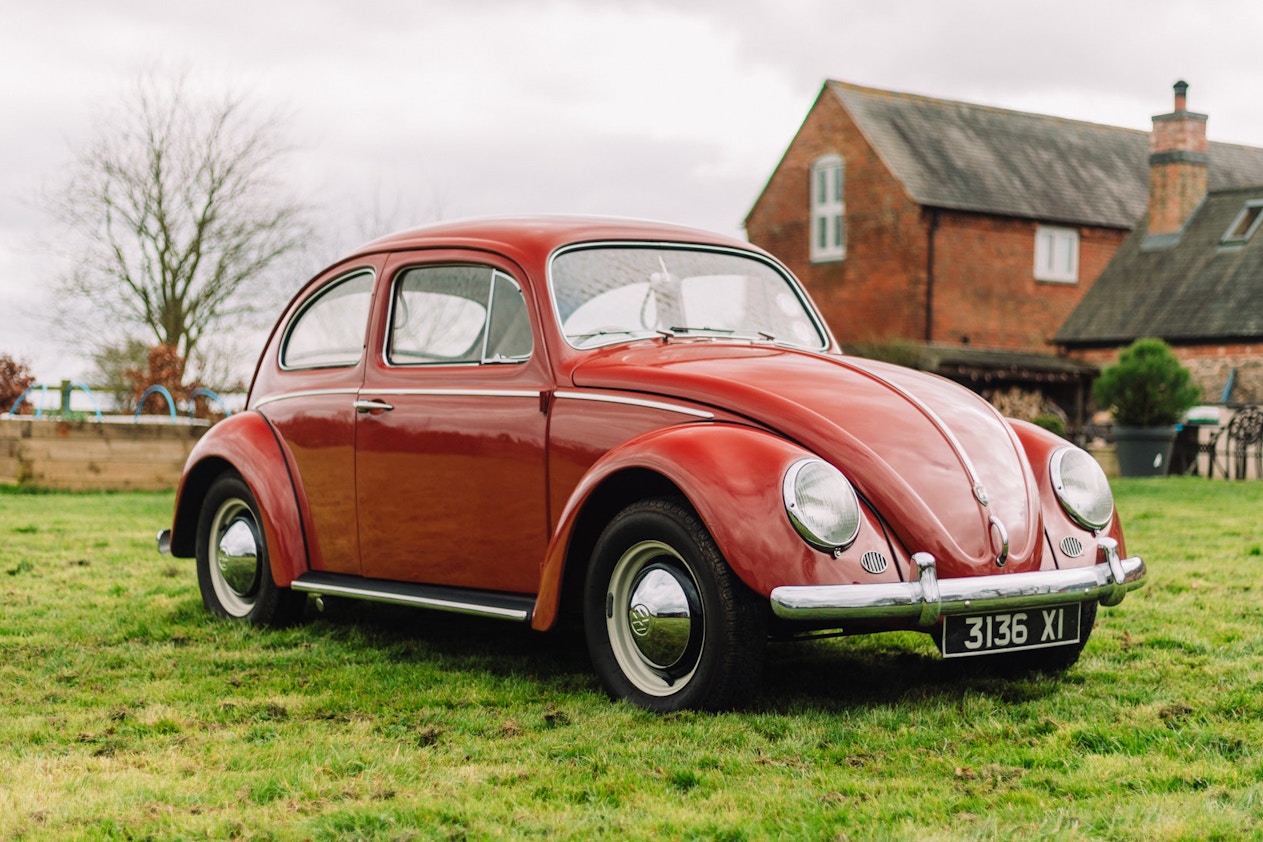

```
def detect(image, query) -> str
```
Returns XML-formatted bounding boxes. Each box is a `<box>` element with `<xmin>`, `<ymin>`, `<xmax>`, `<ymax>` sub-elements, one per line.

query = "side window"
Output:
<box><xmin>282</xmin><ymin>271</ymin><xmax>374</xmax><ymax>369</ymax></box>
<box><xmin>388</xmin><ymin>265</ymin><xmax>532</xmax><ymax>365</ymax></box>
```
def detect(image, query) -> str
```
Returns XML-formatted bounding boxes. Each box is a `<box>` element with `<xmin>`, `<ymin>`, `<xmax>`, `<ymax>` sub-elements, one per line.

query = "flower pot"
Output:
<box><xmin>1113</xmin><ymin>426</ymin><xmax>1178</xmax><ymax>477</ymax></box>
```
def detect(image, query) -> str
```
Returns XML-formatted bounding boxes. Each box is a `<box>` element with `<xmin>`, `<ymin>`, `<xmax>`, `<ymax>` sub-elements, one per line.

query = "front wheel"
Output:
<box><xmin>583</xmin><ymin>498</ymin><xmax>766</xmax><ymax>712</ymax></box>
<box><xmin>195</xmin><ymin>472</ymin><xmax>305</xmax><ymax>627</ymax></box>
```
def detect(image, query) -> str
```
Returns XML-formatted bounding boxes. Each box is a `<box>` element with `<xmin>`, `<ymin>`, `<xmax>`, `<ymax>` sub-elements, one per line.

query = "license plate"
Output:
<box><xmin>941</xmin><ymin>604</ymin><xmax>1081</xmax><ymax>658</ymax></box>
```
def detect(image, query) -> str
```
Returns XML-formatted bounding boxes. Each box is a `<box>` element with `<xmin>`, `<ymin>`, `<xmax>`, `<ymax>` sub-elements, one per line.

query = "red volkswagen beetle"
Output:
<box><xmin>161</xmin><ymin>216</ymin><xmax>1145</xmax><ymax>711</ymax></box>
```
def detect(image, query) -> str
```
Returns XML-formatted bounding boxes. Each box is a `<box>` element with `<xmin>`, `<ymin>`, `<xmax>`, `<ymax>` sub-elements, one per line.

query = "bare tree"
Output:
<box><xmin>48</xmin><ymin>71</ymin><xmax>309</xmax><ymax>365</ymax></box>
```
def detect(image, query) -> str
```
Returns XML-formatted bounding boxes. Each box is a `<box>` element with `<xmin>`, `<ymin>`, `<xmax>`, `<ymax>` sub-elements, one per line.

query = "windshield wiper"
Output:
<box><xmin>569</xmin><ymin>328</ymin><xmax>655</xmax><ymax>346</ymax></box>
<box><xmin>667</xmin><ymin>326</ymin><xmax>777</xmax><ymax>342</ymax></box>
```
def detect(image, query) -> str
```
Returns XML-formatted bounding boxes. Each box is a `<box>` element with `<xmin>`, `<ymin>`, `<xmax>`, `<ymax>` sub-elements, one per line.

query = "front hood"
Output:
<box><xmin>571</xmin><ymin>343</ymin><xmax>1042</xmax><ymax>576</ymax></box>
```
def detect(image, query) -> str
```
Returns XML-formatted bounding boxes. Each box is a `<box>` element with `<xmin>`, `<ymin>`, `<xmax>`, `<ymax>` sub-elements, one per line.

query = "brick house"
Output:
<box><xmin>746</xmin><ymin>80</ymin><xmax>1263</xmax><ymax>416</ymax></box>
<box><xmin>1057</xmin><ymin>83</ymin><xmax>1263</xmax><ymax>405</ymax></box>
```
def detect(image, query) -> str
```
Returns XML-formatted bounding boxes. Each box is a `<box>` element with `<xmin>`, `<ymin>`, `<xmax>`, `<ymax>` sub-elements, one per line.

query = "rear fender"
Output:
<box><xmin>531</xmin><ymin>423</ymin><xmax>892</xmax><ymax>630</ymax></box>
<box><xmin>169</xmin><ymin>411</ymin><xmax>309</xmax><ymax>587</ymax></box>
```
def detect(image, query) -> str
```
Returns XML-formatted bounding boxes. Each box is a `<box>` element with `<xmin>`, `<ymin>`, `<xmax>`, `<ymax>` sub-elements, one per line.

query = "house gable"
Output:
<box><xmin>746</xmin><ymin>84</ymin><xmax>928</xmax><ymax>345</ymax></box>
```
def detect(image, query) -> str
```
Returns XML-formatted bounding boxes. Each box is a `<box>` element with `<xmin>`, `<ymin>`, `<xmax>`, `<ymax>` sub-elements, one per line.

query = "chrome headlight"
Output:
<box><xmin>1049</xmin><ymin>446</ymin><xmax>1114</xmax><ymax>530</ymax></box>
<box><xmin>782</xmin><ymin>459</ymin><xmax>862</xmax><ymax>552</ymax></box>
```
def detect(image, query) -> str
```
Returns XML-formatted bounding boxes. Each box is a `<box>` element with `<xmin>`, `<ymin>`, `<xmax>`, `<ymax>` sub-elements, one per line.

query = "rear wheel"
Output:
<box><xmin>196</xmin><ymin>472</ymin><xmax>305</xmax><ymax>627</ymax></box>
<box><xmin>584</xmin><ymin>498</ymin><xmax>766</xmax><ymax>711</ymax></box>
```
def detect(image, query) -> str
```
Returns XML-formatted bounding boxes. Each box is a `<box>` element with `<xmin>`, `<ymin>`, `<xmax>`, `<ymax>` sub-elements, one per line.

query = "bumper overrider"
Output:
<box><xmin>770</xmin><ymin>537</ymin><xmax>1145</xmax><ymax>625</ymax></box>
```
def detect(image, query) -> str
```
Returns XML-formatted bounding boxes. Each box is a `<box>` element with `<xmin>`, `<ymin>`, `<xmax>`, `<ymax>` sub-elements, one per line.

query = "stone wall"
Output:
<box><xmin>0</xmin><ymin>418</ymin><xmax>209</xmax><ymax>491</ymax></box>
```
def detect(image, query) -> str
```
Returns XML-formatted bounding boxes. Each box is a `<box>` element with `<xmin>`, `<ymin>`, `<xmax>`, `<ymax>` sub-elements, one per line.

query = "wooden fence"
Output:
<box><xmin>0</xmin><ymin>417</ymin><xmax>209</xmax><ymax>491</ymax></box>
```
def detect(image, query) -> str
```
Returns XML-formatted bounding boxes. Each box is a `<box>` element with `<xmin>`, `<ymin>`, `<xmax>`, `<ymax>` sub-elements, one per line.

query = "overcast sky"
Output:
<box><xmin>5</xmin><ymin>0</ymin><xmax>1263</xmax><ymax>381</ymax></box>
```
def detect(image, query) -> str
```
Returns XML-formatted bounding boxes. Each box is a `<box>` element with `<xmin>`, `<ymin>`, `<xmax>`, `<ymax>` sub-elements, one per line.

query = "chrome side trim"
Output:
<box><xmin>291</xmin><ymin>577</ymin><xmax>533</xmax><ymax>622</ymax></box>
<box><xmin>359</xmin><ymin>388</ymin><xmax>540</xmax><ymax>399</ymax></box>
<box><xmin>555</xmin><ymin>390</ymin><xmax>714</xmax><ymax>419</ymax></box>
<box><xmin>251</xmin><ymin>388</ymin><xmax>359</xmax><ymax>410</ymax></box>
<box><xmin>254</xmin><ymin>388</ymin><xmax>539</xmax><ymax>411</ymax></box>
<box><xmin>770</xmin><ymin>538</ymin><xmax>1145</xmax><ymax>625</ymax></box>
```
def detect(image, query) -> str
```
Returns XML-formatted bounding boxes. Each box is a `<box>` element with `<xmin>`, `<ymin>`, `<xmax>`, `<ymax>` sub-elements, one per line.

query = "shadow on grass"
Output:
<box><xmin>757</xmin><ymin>634</ymin><xmax>1074</xmax><ymax>714</ymax></box>
<box><xmin>286</xmin><ymin>597</ymin><xmax>1070</xmax><ymax>714</ymax></box>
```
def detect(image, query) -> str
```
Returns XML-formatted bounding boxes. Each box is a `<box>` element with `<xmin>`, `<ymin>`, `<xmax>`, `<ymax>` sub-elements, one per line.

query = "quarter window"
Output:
<box><xmin>282</xmin><ymin>271</ymin><xmax>375</xmax><ymax>369</ymax></box>
<box><xmin>1034</xmin><ymin>226</ymin><xmax>1079</xmax><ymax>283</ymax></box>
<box><xmin>810</xmin><ymin>155</ymin><xmax>845</xmax><ymax>263</ymax></box>
<box><xmin>388</xmin><ymin>266</ymin><xmax>533</xmax><ymax>365</ymax></box>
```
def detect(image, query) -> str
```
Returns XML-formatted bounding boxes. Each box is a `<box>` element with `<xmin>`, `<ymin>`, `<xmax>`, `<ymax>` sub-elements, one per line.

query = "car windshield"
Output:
<box><xmin>550</xmin><ymin>245</ymin><xmax>829</xmax><ymax>350</ymax></box>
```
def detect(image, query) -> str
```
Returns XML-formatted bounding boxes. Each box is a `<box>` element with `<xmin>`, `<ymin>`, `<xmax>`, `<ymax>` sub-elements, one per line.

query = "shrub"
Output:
<box><xmin>1092</xmin><ymin>338</ymin><xmax>1201</xmax><ymax>427</ymax></box>
<box><xmin>125</xmin><ymin>345</ymin><xmax>204</xmax><ymax>417</ymax></box>
<box><xmin>0</xmin><ymin>355</ymin><xmax>36</xmax><ymax>414</ymax></box>
<box><xmin>1033</xmin><ymin>414</ymin><xmax>1067</xmax><ymax>437</ymax></box>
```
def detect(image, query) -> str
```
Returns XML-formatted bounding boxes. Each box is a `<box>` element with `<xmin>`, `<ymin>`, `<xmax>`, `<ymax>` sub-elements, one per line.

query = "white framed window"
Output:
<box><xmin>810</xmin><ymin>155</ymin><xmax>845</xmax><ymax>263</ymax></box>
<box><xmin>1034</xmin><ymin>225</ymin><xmax>1079</xmax><ymax>283</ymax></box>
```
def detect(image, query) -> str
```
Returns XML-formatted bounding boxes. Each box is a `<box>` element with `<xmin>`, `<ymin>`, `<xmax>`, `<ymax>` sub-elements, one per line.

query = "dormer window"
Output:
<box><xmin>1221</xmin><ymin>200</ymin><xmax>1263</xmax><ymax>245</ymax></box>
<box><xmin>810</xmin><ymin>155</ymin><xmax>845</xmax><ymax>262</ymax></box>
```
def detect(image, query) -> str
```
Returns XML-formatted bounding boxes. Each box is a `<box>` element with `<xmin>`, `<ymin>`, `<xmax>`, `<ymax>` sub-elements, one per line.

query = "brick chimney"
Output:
<box><xmin>1148</xmin><ymin>80</ymin><xmax>1208</xmax><ymax>236</ymax></box>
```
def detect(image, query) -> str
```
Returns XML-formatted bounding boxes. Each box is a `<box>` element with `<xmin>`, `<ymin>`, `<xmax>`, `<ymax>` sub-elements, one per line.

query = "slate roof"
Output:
<box><xmin>1056</xmin><ymin>186</ymin><xmax>1263</xmax><ymax>345</ymax></box>
<box><xmin>829</xmin><ymin>81</ymin><xmax>1263</xmax><ymax>229</ymax></box>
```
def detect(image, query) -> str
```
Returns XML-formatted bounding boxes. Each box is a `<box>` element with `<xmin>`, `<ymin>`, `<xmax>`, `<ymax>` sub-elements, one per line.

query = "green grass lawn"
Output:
<box><xmin>1</xmin><ymin>478</ymin><xmax>1261</xmax><ymax>840</ymax></box>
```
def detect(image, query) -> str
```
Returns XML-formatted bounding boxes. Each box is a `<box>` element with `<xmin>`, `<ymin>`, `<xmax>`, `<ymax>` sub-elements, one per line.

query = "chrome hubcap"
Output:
<box><xmin>607</xmin><ymin>541</ymin><xmax>703</xmax><ymax>696</ymax></box>
<box><xmin>209</xmin><ymin>499</ymin><xmax>262</xmax><ymax>617</ymax></box>
<box><xmin>627</xmin><ymin>565</ymin><xmax>694</xmax><ymax>668</ymax></box>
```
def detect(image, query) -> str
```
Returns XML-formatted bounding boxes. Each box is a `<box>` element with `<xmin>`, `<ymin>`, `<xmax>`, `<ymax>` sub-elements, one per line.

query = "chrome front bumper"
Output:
<box><xmin>770</xmin><ymin>537</ymin><xmax>1145</xmax><ymax>625</ymax></box>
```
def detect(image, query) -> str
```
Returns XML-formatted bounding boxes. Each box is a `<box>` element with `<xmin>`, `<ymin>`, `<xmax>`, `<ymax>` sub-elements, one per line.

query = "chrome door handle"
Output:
<box><xmin>354</xmin><ymin>399</ymin><xmax>394</xmax><ymax>413</ymax></box>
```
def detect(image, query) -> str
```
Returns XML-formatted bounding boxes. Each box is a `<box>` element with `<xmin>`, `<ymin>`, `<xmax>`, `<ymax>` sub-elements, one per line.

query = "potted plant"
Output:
<box><xmin>1092</xmin><ymin>337</ymin><xmax>1201</xmax><ymax>477</ymax></box>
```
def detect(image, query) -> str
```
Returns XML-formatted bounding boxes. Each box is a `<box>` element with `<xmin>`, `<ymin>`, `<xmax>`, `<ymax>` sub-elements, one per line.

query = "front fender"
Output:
<box><xmin>169</xmin><ymin>411</ymin><xmax>308</xmax><ymax>587</ymax></box>
<box><xmin>531</xmin><ymin>423</ymin><xmax>895</xmax><ymax>630</ymax></box>
<box><xmin>1009</xmin><ymin>419</ymin><xmax>1128</xmax><ymax>556</ymax></box>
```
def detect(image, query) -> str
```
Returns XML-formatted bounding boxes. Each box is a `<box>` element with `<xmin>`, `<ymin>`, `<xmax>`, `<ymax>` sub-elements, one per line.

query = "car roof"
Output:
<box><xmin>346</xmin><ymin>215</ymin><xmax>761</xmax><ymax>264</ymax></box>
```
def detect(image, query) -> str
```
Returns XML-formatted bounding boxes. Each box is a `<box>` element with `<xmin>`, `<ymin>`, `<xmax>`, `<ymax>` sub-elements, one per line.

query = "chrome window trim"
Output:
<box><xmin>546</xmin><ymin>241</ymin><xmax>831</xmax><ymax>353</ymax></box>
<box><xmin>383</xmin><ymin>264</ymin><xmax>533</xmax><ymax>369</ymax></box>
<box><xmin>279</xmin><ymin>269</ymin><xmax>376</xmax><ymax>372</ymax></box>
<box><xmin>555</xmin><ymin>389</ymin><xmax>714</xmax><ymax>419</ymax></box>
<box><xmin>251</xmin><ymin>388</ymin><xmax>360</xmax><ymax>410</ymax></box>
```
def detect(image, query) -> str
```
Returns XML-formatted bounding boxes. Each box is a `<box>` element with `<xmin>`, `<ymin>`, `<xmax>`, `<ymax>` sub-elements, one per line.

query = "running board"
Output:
<box><xmin>291</xmin><ymin>572</ymin><xmax>535</xmax><ymax>623</ymax></box>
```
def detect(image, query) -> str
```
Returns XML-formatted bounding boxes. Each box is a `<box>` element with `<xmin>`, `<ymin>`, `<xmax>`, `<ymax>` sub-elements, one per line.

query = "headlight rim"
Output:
<box><xmin>1049</xmin><ymin>445</ymin><xmax>1114</xmax><ymax>531</ymax></box>
<box><xmin>782</xmin><ymin>457</ymin><xmax>863</xmax><ymax>552</ymax></box>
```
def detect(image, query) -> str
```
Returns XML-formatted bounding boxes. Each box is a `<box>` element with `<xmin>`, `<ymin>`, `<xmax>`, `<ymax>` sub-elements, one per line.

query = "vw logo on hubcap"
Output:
<box><xmin>629</xmin><ymin>604</ymin><xmax>652</xmax><ymax>637</ymax></box>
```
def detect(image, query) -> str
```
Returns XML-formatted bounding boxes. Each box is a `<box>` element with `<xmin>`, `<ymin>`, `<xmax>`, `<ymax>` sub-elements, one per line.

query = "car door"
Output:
<box><xmin>354</xmin><ymin>252</ymin><xmax>550</xmax><ymax>594</ymax></box>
